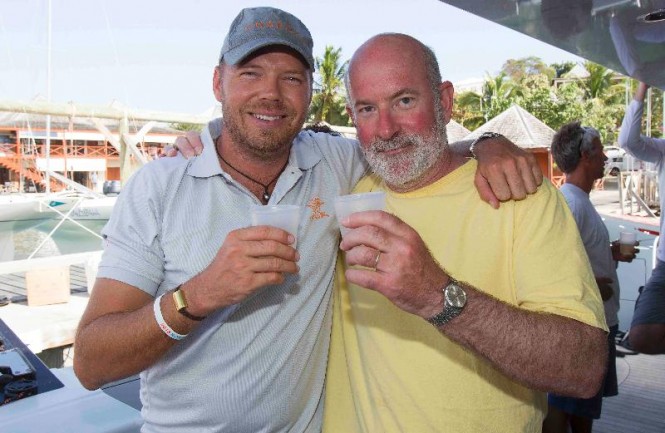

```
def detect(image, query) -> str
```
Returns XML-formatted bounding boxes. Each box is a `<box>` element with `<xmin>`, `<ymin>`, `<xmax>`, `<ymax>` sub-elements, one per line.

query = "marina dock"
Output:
<box><xmin>0</xmin><ymin>252</ymin><xmax>99</xmax><ymax>364</ymax></box>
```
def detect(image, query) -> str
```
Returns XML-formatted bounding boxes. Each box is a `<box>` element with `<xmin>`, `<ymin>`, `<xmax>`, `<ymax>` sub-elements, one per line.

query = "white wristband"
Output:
<box><xmin>153</xmin><ymin>293</ymin><xmax>187</xmax><ymax>340</ymax></box>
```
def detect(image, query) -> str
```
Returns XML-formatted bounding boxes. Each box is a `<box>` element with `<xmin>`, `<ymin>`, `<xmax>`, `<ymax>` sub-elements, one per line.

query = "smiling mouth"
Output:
<box><xmin>252</xmin><ymin>113</ymin><xmax>285</xmax><ymax>122</ymax></box>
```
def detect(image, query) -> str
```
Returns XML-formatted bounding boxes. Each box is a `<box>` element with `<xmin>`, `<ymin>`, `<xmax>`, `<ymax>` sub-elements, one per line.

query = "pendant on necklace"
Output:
<box><xmin>262</xmin><ymin>191</ymin><xmax>271</xmax><ymax>202</ymax></box>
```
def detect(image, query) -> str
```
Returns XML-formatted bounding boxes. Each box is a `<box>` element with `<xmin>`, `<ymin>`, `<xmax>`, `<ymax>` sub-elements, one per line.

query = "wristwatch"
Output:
<box><xmin>469</xmin><ymin>131</ymin><xmax>503</xmax><ymax>159</ymax></box>
<box><xmin>427</xmin><ymin>278</ymin><xmax>467</xmax><ymax>327</ymax></box>
<box><xmin>173</xmin><ymin>286</ymin><xmax>206</xmax><ymax>321</ymax></box>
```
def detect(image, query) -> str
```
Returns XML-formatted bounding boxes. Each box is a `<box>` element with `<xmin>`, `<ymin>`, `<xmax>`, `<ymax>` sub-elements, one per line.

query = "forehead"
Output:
<box><xmin>236</xmin><ymin>45</ymin><xmax>310</xmax><ymax>70</ymax></box>
<box><xmin>349</xmin><ymin>41</ymin><xmax>429</xmax><ymax>99</ymax></box>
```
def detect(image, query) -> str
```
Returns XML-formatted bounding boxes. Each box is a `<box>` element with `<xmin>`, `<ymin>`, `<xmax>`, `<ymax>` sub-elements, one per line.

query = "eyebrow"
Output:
<box><xmin>353</xmin><ymin>88</ymin><xmax>419</xmax><ymax>108</ymax></box>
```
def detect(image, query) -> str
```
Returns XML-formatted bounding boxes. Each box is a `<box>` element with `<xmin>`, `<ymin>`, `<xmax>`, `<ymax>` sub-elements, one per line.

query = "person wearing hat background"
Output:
<box><xmin>73</xmin><ymin>7</ymin><xmax>541</xmax><ymax>432</ymax></box>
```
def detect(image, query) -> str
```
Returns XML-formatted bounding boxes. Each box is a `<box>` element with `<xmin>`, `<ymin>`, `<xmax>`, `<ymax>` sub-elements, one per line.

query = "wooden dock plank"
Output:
<box><xmin>1</xmin><ymin>265</ymin><xmax>89</xmax><ymax>300</ymax></box>
<box><xmin>593</xmin><ymin>353</ymin><xmax>665</xmax><ymax>432</ymax></box>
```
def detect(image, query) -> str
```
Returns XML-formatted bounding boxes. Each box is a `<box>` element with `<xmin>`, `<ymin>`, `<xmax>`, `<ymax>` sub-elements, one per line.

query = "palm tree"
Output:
<box><xmin>584</xmin><ymin>61</ymin><xmax>624</xmax><ymax>103</ymax></box>
<box><xmin>309</xmin><ymin>45</ymin><xmax>350</xmax><ymax>126</ymax></box>
<box><xmin>481</xmin><ymin>72</ymin><xmax>520</xmax><ymax>121</ymax></box>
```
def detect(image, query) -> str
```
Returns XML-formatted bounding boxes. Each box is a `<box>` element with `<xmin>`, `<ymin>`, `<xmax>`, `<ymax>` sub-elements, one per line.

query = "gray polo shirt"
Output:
<box><xmin>98</xmin><ymin>120</ymin><xmax>367</xmax><ymax>433</ymax></box>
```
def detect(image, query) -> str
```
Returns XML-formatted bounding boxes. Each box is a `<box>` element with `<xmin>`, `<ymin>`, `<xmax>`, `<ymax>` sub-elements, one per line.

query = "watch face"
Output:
<box><xmin>445</xmin><ymin>284</ymin><xmax>467</xmax><ymax>308</ymax></box>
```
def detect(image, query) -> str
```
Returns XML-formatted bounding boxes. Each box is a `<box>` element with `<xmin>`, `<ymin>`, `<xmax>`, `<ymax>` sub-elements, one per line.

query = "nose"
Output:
<box><xmin>258</xmin><ymin>75</ymin><xmax>283</xmax><ymax>101</ymax></box>
<box><xmin>376</xmin><ymin>110</ymin><xmax>399</xmax><ymax>140</ymax></box>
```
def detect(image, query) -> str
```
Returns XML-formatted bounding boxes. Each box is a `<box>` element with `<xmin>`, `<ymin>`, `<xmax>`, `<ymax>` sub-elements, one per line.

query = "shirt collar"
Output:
<box><xmin>186</xmin><ymin>120</ymin><xmax>322</xmax><ymax>178</ymax></box>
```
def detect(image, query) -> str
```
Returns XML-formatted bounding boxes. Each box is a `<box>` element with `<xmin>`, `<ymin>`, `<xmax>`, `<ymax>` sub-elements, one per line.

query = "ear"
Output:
<box><xmin>213</xmin><ymin>65</ymin><xmax>223</xmax><ymax>103</ymax></box>
<box><xmin>345</xmin><ymin>105</ymin><xmax>356</xmax><ymax>127</ymax></box>
<box><xmin>438</xmin><ymin>81</ymin><xmax>454</xmax><ymax>125</ymax></box>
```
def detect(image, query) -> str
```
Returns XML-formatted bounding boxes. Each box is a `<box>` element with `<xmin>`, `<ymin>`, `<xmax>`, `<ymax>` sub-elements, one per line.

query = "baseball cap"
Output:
<box><xmin>219</xmin><ymin>7</ymin><xmax>314</xmax><ymax>70</ymax></box>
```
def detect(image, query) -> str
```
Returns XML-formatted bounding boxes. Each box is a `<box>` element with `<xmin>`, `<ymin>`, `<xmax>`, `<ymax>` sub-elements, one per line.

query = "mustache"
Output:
<box><xmin>368</xmin><ymin>134</ymin><xmax>417</xmax><ymax>153</ymax></box>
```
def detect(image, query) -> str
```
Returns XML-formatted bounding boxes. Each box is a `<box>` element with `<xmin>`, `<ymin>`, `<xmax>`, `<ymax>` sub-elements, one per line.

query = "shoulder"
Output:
<box><xmin>295</xmin><ymin>130</ymin><xmax>361</xmax><ymax>159</ymax></box>
<box><xmin>116</xmin><ymin>157</ymin><xmax>191</xmax><ymax>210</ymax></box>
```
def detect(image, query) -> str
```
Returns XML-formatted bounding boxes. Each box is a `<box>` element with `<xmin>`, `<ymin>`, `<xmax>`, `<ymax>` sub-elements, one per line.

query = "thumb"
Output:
<box><xmin>474</xmin><ymin>172</ymin><xmax>499</xmax><ymax>209</ymax></box>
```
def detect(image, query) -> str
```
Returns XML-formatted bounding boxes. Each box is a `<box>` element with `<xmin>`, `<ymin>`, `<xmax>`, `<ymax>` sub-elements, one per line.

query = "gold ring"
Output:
<box><xmin>373</xmin><ymin>251</ymin><xmax>381</xmax><ymax>271</ymax></box>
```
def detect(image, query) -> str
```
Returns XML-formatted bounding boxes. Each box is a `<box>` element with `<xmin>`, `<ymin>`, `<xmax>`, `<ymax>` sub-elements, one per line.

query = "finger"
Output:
<box><xmin>339</xmin><ymin>211</ymin><xmax>403</xmax><ymax>252</ymax></box>
<box><xmin>474</xmin><ymin>171</ymin><xmax>500</xmax><ymax>209</ymax></box>
<box><xmin>479</xmin><ymin>164</ymin><xmax>513</xmax><ymax>201</ymax></box>
<box><xmin>234</xmin><ymin>226</ymin><xmax>296</xmax><ymax>245</ymax></box>
<box><xmin>252</xmin><ymin>256</ymin><xmax>300</xmax><ymax>274</ymax></box>
<box><xmin>503</xmin><ymin>166</ymin><xmax>528</xmax><ymax>201</ymax></box>
<box><xmin>184</xmin><ymin>131</ymin><xmax>204</xmax><ymax>155</ymax></box>
<box><xmin>529</xmin><ymin>154</ymin><xmax>544</xmax><ymax>186</ymax></box>
<box><xmin>345</xmin><ymin>267</ymin><xmax>384</xmax><ymax>292</ymax></box>
<box><xmin>344</xmin><ymin>244</ymin><xmax>381</xmax><ymax>269</ymax></box>
<box><xmin>517</xmin><ymin>157</ymin><xmax>540</xmax><ymax>194</ymax></box>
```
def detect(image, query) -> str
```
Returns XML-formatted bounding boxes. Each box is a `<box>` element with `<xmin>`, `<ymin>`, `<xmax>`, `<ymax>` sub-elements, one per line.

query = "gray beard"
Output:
<box><xmin>363</xmin><ymin>117</ymin><xmax>449</xmax><ymax>188</ymax></box>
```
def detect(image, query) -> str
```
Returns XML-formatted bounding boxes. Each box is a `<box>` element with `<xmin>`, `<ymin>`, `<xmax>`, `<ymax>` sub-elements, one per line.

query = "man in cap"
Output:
<box><xmin>74</xmin><ymin>7</ymin><xmax>540</xmax><ymax>432</ymax></box>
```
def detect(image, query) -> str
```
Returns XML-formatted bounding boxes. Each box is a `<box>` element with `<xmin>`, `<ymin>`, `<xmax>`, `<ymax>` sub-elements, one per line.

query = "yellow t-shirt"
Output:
<box><xmin>324</xmin><ymin>160</ymin><xmax>607</xmax><ymax>433</ymax></box>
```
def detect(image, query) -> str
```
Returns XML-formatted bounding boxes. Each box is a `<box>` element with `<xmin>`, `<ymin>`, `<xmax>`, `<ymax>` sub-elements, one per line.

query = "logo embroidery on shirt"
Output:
<box><xmin>307</xmin><ymin>197</ymin><xmax>330</xmax><ymax>220</ymax></box>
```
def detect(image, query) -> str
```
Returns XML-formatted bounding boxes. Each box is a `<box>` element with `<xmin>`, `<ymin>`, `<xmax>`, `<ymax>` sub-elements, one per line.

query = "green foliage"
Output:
<box><xmin>501</xmin><ymin>56</ymin><xmax>555</xmax><ymax>82</ymax></box>
<box><xmin>452</xmin><ymin>58</ymin><xmax>639</xmax><ymax>143</ymax></box>
<box><xmin>551</xmin><ymin>61</ymin><xmax>576</xmax><ymax>78</ymax></box>
<box><xmin>170</xmin><ymin>123</ymin><xmax>203</xmax><ymax>132</ymax></box>
<box><xmin>309</xmin><ymin>45</ymin><xmax>351</xmax><ymax>126</ymax></box>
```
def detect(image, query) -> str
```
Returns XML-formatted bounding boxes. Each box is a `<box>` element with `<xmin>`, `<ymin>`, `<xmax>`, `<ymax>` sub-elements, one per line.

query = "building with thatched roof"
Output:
<box><xmin>446</xmin><ymin>120</ymin><xmax>471</xmax><ymax>143</ymax></box>
<box><xmin>464</xmin><ymin>104</ymin><xmax>557</xmax><ymax>180</ymax></box>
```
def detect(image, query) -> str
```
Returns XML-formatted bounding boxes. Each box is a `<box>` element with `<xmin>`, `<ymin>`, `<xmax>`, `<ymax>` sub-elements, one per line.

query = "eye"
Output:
<box><xmin>284</xmin><ymin>75</ymin><xmax>304</xmax><ymax>85</ymax></box>
<box><xmin>239</xmin><ymin>70</ymin><xmax>259</xmax><ymax>78</ymax></box>
<box><xmin>397</xmin><ymin>96</ymin><xmax>415</xmax><ymax>108</ymax></box>
<box><xmin>357</xmin><ymin>105</ymin><xmax>375</xmax><ymax>115</ymax></box>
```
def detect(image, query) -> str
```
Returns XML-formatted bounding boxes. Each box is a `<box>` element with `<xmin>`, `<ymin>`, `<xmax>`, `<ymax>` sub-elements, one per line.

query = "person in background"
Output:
<box><xmin>321</xmin><ymin>33</ymin><xmax>608</xmax><ymax>433</ymax></box>
<box><xmin>546</xmin><ymin>121</ymin><xmax>638</xmax><ymax>433</ymax></box>
<box><xmin>619</xmin><ymin>81</ymin><xmax>665</xmax><ymax>354</ymax></box>
<box><xmin>73</xmin><ymin>7</ymin><xmax>540</xmax><ymax>433</ymax></box>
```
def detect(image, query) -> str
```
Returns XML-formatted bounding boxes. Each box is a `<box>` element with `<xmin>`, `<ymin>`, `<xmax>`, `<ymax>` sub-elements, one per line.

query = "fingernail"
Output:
<box><xmin>288</xmin><ymin>234</ymin><xmax>295</xmax><ymax>244</ymax></box>
<box><xmin>295</xmin><ymin>251</ymin><xmax>300</xmax><ymax>261</ymax></box>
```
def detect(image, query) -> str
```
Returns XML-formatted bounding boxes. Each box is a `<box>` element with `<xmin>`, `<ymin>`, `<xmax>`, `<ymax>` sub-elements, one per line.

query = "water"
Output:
<box><xmin>0</xmin><ymin>219</ymin><xmax>106</xmax><ymax>262</ymax></box>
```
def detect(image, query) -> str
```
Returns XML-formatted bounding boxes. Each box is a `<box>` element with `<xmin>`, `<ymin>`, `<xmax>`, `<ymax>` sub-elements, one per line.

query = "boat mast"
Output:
<box><xmin>45</xmin><ymin>0</ymin><xmax>52</xmax><ymax>194</ymax></box>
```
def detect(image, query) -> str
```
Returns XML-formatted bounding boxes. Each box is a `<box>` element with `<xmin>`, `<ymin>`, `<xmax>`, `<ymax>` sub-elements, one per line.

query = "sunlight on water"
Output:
<box><xmin>0</xmin><ymin>219</ymin><xmax>106</xmax><ymax>262</ymax></box>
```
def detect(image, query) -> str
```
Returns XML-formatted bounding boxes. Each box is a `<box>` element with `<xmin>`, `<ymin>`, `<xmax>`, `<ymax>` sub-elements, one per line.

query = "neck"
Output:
<box><xmin>563</xmin><ymin>171</ymin><xmax>594</xmax><ymax>195</ymax></box>
<box><xmin>215</xmin><ymin>136</ymin><xmax>290</xmax><ymax>203</ymax></box>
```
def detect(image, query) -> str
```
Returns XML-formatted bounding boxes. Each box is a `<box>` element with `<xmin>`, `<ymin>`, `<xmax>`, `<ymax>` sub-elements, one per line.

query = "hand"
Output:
<box><xmin>161</xmin><ymin>131</ymin><xmax>205</xmax><ymax>159</ymax></box>
<box><xmin>473</xmin><ymin>136</ymin><xmax>543</xmax><ymax>209</ymax></box>
<box><xmin>339</xmin><ymin>210</ymin><xmax>447</xmax><ymax>319</ymax></box>
<box><xmin>611</xmin><ymin>240</ymin><xmax>639</xmax><ymax>263</ymax></box>
<box><xmin>595</xmin><ymin>276</ymin><xmax>614</xmax><ymax>301</ymax></box>
<box><xmin>185</xmin><ymin>226</ymin><xmax>299</xmax><ymax>317</ymax></box>
<box><xmin>635</xmin><ymin>82</ymin><xmax>650</xmax><ymax>101</ymax></box>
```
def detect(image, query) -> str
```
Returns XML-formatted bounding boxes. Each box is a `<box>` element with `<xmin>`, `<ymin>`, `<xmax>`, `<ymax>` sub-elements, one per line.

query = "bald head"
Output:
<box><xmin>342</xmin><ymin>33</ymin><xmax>456</xmax><ymax>192</ymax></box>
<box><xmin>345</xmin><ymin>33</ymin><xmax>442</xmax><ymax>108</ymax></box>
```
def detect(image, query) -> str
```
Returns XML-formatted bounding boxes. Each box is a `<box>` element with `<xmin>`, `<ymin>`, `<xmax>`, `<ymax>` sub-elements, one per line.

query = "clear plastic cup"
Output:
<box><xmin>619</xmin><ymin>231</ymin><xmax>637</xmax><ymax>255</ymax></box>
<box><xmin>333</xmin><ymin>191</ymin><xmax>386</xmax><ymax>236</ymax></box>
<box><xmin>250</xmin><ymin>204</ymin><xmax>301</xmax><ymax>247</ymax></box>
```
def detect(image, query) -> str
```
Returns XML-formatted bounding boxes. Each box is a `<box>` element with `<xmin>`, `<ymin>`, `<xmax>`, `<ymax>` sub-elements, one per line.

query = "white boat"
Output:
<box><xmin>0</xmin><ymin>192</ymin><xmax>116</xmax><ymax>222</ymax></box>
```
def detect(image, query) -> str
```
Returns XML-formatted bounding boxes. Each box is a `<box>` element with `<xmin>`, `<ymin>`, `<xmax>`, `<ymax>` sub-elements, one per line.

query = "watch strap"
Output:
<box><xmin>469</xmin><ymin>132</ymin><xmax>503</xmax><ymax>159</ymax></box>
<box><xmin>172</xmin><ymin>286</ymin><xmax>206</xmax><ymax>321</ymax></box>
<box><xmin>426</xmin><ymin>278</ymin><xmax>466</xmax><ymax>327</ymax></box>
<box><xmin>427</xmin><ymin>305</ymin><xmax>463</xmax><ymax>327</ymax></box>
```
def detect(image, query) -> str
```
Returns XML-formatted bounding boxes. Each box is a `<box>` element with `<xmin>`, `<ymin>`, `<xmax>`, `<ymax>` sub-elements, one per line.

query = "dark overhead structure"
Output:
<box><xmin>438</xmin><ymin>0</ymin><xmax>665</xmax><ymax>89</ymax></box>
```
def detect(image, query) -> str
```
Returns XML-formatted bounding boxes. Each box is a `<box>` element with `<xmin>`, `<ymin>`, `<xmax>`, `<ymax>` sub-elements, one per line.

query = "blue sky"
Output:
<box><xmin>0</xmin><ymin>0</ymin><xmax>583</xmax><ymax>115</ymax></box>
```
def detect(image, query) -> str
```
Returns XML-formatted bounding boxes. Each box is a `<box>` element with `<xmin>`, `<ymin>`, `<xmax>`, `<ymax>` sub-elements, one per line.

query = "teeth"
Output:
<box><xmin>254</xmin><ymin>114</ymin><xmax>281</xmax><ymax>121</ymax></box>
